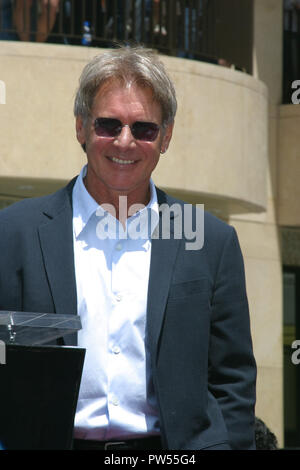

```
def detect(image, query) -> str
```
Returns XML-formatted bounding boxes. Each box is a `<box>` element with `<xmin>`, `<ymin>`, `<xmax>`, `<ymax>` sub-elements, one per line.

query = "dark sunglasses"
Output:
<box><xmin>94</xmin><ymin>117</ymin><xmax>161</xmax><ymax>142</ymax></box>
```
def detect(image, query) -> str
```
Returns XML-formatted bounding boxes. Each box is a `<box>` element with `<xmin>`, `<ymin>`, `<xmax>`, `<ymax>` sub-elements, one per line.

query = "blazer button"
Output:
<box><xmin>112</xmin><ymin>346</ymin><xmax>120</xmax><ymax>355</ymax></box>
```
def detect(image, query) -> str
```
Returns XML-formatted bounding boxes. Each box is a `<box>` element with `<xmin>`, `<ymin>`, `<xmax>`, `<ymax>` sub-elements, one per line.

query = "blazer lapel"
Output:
<box><xmin>146</xmin><ymin>189</ymin><xmax>181</xmax><ymax>363</ymax></box>
<box><xmin>38</xmin><ymin>179</ymin><xmax>77</xmax><ymax>318</ymax></box>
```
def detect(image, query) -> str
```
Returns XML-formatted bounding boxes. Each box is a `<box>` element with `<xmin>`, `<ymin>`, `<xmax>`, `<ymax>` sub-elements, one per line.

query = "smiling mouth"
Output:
<box><xmin>109</xmin><ymin>156</ymin><xmax>136</xmax><ymax>165</ymax></box>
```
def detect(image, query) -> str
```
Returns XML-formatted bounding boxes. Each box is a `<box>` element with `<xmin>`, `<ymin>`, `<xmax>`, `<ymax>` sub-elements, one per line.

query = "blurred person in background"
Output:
<box><xmin>13</xmin><ymin>0</ymin><xmax>59</xmax><ymax>42</ymax></box>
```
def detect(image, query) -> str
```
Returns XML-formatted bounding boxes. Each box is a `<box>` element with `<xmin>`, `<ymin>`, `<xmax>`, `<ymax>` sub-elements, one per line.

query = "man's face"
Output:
<box><xmin>76</xmin><ymin>80</ymin><xmax>173</xmax><ymax>206</ymax></box>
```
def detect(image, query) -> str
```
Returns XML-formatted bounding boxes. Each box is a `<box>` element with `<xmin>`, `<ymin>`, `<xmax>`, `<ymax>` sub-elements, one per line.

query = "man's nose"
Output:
<box><xmin>114</xmin><ymin>125</ymin><xmax>135</xmax><ymax>148</ymax></box>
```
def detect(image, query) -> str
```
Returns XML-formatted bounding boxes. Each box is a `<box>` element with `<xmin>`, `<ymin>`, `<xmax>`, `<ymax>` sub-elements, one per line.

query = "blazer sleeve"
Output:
<box><xmin>208</xmin><ymin>226</ymin><xmax>257</xmax><ymax>449</ymax></box>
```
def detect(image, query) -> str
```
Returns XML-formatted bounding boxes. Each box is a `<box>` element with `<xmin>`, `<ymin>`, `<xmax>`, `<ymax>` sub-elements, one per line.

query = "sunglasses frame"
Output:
<box><xmin>93</xmin><ymin>117</ymin><xmax>161</xmax><ymax>142</ymax></box>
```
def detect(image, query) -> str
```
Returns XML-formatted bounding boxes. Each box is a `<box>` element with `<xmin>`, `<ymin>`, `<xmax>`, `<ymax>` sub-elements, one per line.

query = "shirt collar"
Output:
<box><xmin>72</xmin><ymin>165</ymin><xmax>159</xmax><ymax>238</ymax></box>
<box><xmin>72</xmin><ymin>165</ymin><xmax>98</xmax><ymax>238</ymax></box>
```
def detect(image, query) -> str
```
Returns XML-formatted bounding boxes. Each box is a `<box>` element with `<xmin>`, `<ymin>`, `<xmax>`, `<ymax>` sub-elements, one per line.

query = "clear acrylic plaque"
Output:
<box><xmin>0</xmin><ymin>311</ymin><xmax>81</xmax><ymax>345</ymax></box>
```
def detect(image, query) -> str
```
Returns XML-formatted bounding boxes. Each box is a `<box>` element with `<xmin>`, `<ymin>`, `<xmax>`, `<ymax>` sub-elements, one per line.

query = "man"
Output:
<box><xmin>0</xmin><ymin>46</ymin><xmax>256</xmax><ymax>450</ymax></box>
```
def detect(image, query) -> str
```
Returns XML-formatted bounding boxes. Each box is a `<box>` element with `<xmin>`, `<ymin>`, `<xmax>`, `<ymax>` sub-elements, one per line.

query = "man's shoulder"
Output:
<box><xmin>0</xmin><ymin>177</ymin><xmax>76</xmax><ymax>226</ymax></box>
<box><xmin>156</xmin><ymin>187</ymin><xmax>233</xmax><ymax>235</ymax></box>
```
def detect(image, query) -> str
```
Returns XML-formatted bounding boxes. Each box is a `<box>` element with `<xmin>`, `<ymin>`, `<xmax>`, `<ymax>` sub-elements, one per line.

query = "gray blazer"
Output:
<box><xmin>0</xmin><ymin>177</ymin><xmax>256</xmax><ymax>450</ymax></box>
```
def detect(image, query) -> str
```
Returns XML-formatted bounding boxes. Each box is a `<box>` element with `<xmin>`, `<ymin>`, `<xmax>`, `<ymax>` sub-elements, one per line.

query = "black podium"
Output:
<box><xmin>0</xmin><ymin>311</ymin><xmax>85</xmax><ymax>450</ymax></box>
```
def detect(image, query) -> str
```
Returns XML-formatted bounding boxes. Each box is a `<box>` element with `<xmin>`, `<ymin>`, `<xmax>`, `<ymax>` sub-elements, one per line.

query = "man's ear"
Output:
<box><xmin>76</xmin><ymin>116</ymin><xmax>86</xmax><ymax>146</ymax></box>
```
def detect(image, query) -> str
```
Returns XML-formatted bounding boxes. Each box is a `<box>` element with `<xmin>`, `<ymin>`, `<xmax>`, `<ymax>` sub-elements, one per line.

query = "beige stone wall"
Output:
<box><xmin>0</xmin><ymin>42</ymin><xmax>88</xmax><ymax>184</ymax></box>
<box><xmin>278</xmin><ymin>104</ymin><xmax>300</xmax><ymax>227</ymax></box>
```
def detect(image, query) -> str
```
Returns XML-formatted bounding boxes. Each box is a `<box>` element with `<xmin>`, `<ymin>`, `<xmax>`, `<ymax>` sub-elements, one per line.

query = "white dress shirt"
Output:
<box><xmin>72</xmin><ymin>165</ymin><xmax>160</xmax><ymax>440</ymax></box>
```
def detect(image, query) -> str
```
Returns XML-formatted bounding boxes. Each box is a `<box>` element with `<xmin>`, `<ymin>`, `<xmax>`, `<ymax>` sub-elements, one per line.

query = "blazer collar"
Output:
<box><xmin>38</xmin><ymin>178</ymin><xmax>77</xmax><ymax>319</ymax></box>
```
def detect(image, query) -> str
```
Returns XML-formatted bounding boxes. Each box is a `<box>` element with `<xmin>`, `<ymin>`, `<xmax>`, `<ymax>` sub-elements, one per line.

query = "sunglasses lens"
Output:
<box><xmin>94</xmin><ymin>118</ymin><xmax>121</xmax><ymax>137</ymax></box>
<box><xmin>132</xmin><ymin>122</ymin><xmax>160</xmax><ymax>141</ymax></box>
<box><xmin>94</xmin><ymin>118</ymin><xmax>160</xmax><ymax>141</ymax></box>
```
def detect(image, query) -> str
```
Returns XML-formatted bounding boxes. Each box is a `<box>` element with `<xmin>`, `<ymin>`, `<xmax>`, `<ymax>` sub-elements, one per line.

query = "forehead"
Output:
<box><xmin>91</xmin><ymin>79</ymin><xmax>162</xmax><ymax>120</ymax></box>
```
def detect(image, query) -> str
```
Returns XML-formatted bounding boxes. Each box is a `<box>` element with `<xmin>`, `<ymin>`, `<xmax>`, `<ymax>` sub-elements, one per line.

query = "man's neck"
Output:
<box><xmin>83</xmin><ymin>176</ymin><xmax>151</xmax><ymax>226</ymax></box>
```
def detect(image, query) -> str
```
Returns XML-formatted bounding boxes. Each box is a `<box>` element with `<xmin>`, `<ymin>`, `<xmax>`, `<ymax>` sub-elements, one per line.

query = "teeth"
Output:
<box><xmin>111</xmin><ymin>156</ymin><xmax>135</xmax><ymax>165</ymax></box>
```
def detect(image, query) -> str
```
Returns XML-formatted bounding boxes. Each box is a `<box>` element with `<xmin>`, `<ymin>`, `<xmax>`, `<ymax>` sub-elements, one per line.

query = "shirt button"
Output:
<box><xmin>116</xmin><ymin>243</ymin><xmax>122</xmax><ymax>251</ymax></box>
<box><xmin>112</xmin><ymin>346</ymin><xmax>120</xmax><ymax>355</ymax></box>
<box><xmin>111</xmin><ymin>397</ymin><xmax>119</xmax><ymax>406</ymax></box>
<box><xmin>116</xmin><ymin>293</ymin><xmax>122</xmax><ymax>302</ymax></box>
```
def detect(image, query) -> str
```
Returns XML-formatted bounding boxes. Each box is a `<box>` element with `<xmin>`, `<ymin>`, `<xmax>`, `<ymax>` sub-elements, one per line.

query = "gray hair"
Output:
<box><xmin>74</xmin><ymin>45</ymin><xmax>177</xmax><ymax>128</ymax></box>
